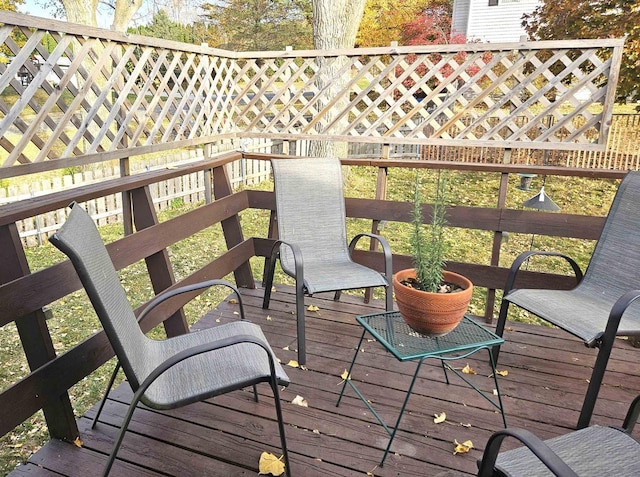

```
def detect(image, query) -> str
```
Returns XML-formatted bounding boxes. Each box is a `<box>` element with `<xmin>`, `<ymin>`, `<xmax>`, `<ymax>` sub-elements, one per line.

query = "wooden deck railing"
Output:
<box><xmin>0</xmin><ymin>153</ymin><xmax>627</xmax><ymax>445</ymax></box>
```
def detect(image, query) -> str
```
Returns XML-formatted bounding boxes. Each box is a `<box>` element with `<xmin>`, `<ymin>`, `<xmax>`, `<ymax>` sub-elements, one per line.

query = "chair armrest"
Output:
<box><xmin>135</xmin><ymin>333</ymin><xmax>282</xmax><ymax>403</ymax></box>
<box><xmin>267</xmin><ymin>239</ymin><xmax>304</xmax><ymax>283</ymax></box>
<box><xmin>137</xmin><ymin>279</ymin><xmax>246</xmax><ymax>324</ymax></box>
<box><xmin>623</xmin><ymin>393</ymin><xmax>640</xmax><ymax>432</ymax></box>
<box><xmin>504</xmin><ymin>251</ymin><xmax>584</xmax><ymax>296</ymax></box>
<box><xmin>348</xmin><ymin>233</ymin><xmax>393</xmax><ymax>281</ymax></box>
<box><xmin>597</xmin><ymin>288</ymin><xmax>640</xmax><ymax>348</ymax></box>
<box><xmin>477</xmin><ymin>428</ymin><xmax>579</xmax><ymax>477</ymax></box>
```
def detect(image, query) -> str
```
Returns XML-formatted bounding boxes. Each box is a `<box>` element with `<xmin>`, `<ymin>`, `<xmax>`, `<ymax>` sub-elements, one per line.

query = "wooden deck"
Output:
<box><xmin>11</xmin><ymin>285</ymin><xmax>640</xmax><ymax>477</ymax></box>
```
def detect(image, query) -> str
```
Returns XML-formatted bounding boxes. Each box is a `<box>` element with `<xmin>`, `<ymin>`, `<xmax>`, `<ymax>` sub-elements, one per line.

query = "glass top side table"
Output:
<box><xmin>337</xmin><ymin>311</ymin><xmax>507</xmax><ymax>466</ymax></box>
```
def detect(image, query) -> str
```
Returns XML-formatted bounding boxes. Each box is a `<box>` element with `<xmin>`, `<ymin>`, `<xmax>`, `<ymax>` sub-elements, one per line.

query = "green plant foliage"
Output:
<box><xmin>410</xmin><ymin>171</ymin><xmax>447</xmax><ymax>292</ymax></box>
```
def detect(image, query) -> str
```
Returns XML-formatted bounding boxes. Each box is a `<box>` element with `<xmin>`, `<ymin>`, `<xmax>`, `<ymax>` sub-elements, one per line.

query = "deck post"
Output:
<box><xmin>130</xmin><ymin>186</ymin><xmax>189</xmax><ymax>336</ymax></box>
<box><xmin>213</xmin><ymin>161</ymin><xmax>256</xmax><ymax>288</ymax></box>
<box><xmin>0</xmin><ymin>223</ymin><xmax>78</xmax><ymax>441</ymax></box>
<box><xmin>364</xmin><ymin>155</ymin><xmax>389</xmax><ymax>302</ymax></box>
<box><xmin>485</xmin><ymin>149</ymin><xmax>512</xmax><ymax>322</ymax></box>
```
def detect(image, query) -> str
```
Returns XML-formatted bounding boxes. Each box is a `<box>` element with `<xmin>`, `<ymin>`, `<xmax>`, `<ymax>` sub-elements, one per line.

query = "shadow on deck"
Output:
<box><xmin>11</xmin><ymin>285</ymin><xmax>640</xmax><ymax>476</ymax></box>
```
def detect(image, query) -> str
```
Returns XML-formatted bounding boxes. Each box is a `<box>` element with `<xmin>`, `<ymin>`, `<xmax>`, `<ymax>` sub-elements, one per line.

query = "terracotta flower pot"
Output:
<box><xmin>393</xmin><ymin>269</ymin><xmax>473</xmax><ymax>336</ymax></box>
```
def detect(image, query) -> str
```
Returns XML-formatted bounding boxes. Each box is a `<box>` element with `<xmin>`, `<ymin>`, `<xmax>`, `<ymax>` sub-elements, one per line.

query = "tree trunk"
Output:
<box><xmin>309</xmin><ymin>0</ymin><xmax>366</xmax><ymax>158</ymax></box>
<box><xmin>112</xmin><ymin>0</ymin><xmax>145</xmax><ymax>32</ymax></box>
<box><xmin>62</xmin><ymin>0</ymin><xmax>99</xmax><ymax>27</ymax></box>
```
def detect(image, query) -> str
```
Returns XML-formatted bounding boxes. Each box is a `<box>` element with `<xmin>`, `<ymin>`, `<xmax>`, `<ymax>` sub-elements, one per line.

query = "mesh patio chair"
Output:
<box><xmin>50</xmin><ymin>203</ymin><xmax>290</xmax><ymax>477</ymax></box>
<box><xmin>477</xmin><ymin>394</ymin><xmax>640</xmax><ymax>477</ymax></box>
<box><xmin>494</xmin><ymin>171</ymin><xmax>640</xmax><ymax>429</ymax></box>
<box><xmin>262</xmin><ymin>157</ymin><xmax>393</xmax><ymax>365</ymax></box>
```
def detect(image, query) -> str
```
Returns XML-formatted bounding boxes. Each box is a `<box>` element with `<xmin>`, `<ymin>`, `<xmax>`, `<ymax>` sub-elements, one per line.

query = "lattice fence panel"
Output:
<box><xmin>0</xmin><ymin>12</ymin><xmax>624</xmax><ymax>175</ymax></box>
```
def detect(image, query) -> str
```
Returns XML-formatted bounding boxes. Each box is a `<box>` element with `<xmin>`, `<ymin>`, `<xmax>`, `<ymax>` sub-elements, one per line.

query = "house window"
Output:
<box><xmin>488</xmin><ymin>0</ymin><xmax>498</xmax><ymax>5</ymax></box>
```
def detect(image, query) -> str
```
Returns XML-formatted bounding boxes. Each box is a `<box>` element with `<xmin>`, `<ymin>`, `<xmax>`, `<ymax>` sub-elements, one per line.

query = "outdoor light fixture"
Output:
<box><xmin>521</xmin><ymin>186</ymin><xmax>560</xmax><ymax>211</ymax></box>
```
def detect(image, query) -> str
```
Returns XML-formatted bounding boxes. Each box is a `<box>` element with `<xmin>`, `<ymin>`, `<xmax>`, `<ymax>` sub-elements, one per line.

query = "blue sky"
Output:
<box><xmin>18</xmin><ymin>0</ymin><xmax>118</xmax><ymax>28</ymax></box>
<box><xmin>18</xmin><ymin>0</ymin><xmax>56</xmax><ymax>20</ymax></box>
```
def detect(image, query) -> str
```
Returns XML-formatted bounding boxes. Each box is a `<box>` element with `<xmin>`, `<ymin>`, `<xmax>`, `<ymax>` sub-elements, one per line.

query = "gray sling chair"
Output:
<box><xmin>262</xmin><ymin>157</ymin><xmax>393</xmax><ymax>365</ymax></box>
<box><xmin>49</xmin><ymin>203</ymin><xmax>291</xmax><ymax>477</ymax></box>
<box><xmin>477</xmin><ymin>393</ymin><xmax>640</xmax><ymax>476</ymax></box>
<box><xmin>494</xmin><ymin>171</ymin><xmax>640</xmax><ymax>429</ymax></box>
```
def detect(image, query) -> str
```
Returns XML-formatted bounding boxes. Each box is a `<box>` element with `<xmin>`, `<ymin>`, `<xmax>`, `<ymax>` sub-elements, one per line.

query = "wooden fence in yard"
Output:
<box><xmin>1</xmin><ymin>139</ymin><xmax>278</xmax><ymax>246</ymax></box>
<box><xmin>419</xmin><ymin>113</ymin><xmax>640</xmax><ymax>167</ymax></box>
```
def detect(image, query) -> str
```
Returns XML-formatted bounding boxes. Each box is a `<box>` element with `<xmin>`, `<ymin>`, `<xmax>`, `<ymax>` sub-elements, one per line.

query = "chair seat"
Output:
<box><xmin>300</xmin><ymin>259</ymin><xmax>389</xmax><ymax>295</ymax></box>
<box><xmin>495</xmin><ymin>425</ymin><xmax>640</xmax><ymax>476</ymax></box>
<box><xmin>507</xmin><ymin>288</ymin><xmax>640</xmax><ymax>344</ymax></box>
<box><xmin>142</xmin><ymin>321</ymin><xmax>290</xmax><ymax>409</ymax></box>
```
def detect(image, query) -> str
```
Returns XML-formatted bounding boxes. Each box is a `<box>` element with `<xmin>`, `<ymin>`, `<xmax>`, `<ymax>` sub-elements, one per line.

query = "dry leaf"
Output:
<box><xmin>286</xmin><ymin>360</ymin><xmax>299</xmax><ymax>368</ymax></box>
<box><xmin>433</xmin><ymin>412</ymin><xmax>446</xmax><ymax>424</ymax></box>
<box><xmin>215</xmin><ymin>318</ymin><xmax>221</xmax><ymax>323</ymax></box>
<box><xmin>493</xmin><ymin>389</ymin><xmax>499</xmax><ymax>395</ymax></box>
<box><xmin>258</xmin><ymin>452</ymin><xmax>285</xmax><ymax>476</ymax></box>
<box><xmin>266</xmin><ymin>315</ymin><xmax>273</xmax><ymax>321</ymax></box>
<box><xmin>233</xmin><ymin>311</ymin><xmax>239</xmax><ymax>315</ymax></box>
<box><xmin>340</xmin><ymin>369</ymin><xmax>351</xmax><ymax>381</ymax></box>
<box><xmin>312</xmin><ymin>429</ymin><xmax>320</xmax><ymax>434</ymax></box>
<box><xmin>229</xmin><ymin>298</ymin><xmax>238</xmax><ymax>304</ymax></box>
<box><xmin>291</xmin><ymin>395</ymin><xmax>308</xmax><ymax>407</ymax></box>
<box><xmin>496</xmin><ymin>369</ymin><xmax>508</xmax><ymax>376</ymax></box>
<box><xmin>453</xmin><ymin>439</ymin><xmax>474</xmax><ymax>455</ymax></box>
<box><xmin>307</xmin><ymin>305</ymin><xmax>319</xmax><ymax>312</ymax></box>
<box><xmin>73</xmin><ymin>437</ymin><xmax>83</xmax><ymax>448</ymax></box>
<box><xmin>283</xmin><ymin>345</ymin><xmax>290</xmax><ymax>351</ymax></box>
<box><xmin>462</xmin><ymin>364</ymin><xmax>476</xmax><ymax>375</ymax></box>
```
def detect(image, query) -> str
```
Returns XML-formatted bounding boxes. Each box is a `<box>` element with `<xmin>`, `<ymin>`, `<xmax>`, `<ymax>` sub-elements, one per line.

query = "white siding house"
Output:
<box><xmin>452</xmin><ymin>0</ymin><xmax>541</xmax><ymax>43</ymax></box>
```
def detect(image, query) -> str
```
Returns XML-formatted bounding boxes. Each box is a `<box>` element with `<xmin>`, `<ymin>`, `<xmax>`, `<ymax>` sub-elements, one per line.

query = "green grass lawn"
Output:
<box><xmin>0</xmin><ymin>168</ymin><xmax>620</xmax><ymax>474</ymax></box>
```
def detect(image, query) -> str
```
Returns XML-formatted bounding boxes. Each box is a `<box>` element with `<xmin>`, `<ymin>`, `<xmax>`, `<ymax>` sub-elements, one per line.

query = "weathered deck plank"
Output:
<box><xmin>10</xmin><ymin>284</ymin><xmax>640</xmax><ymax>476</ymax></box>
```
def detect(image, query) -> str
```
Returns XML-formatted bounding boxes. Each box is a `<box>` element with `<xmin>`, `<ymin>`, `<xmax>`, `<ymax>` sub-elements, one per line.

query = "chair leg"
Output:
<box><xmin>384</xmin><ymin>283</ymin><xmax>393</xmax><ymax>312</ymax></box>
<box><xmin>262</xmin><ymin>252</ymin><xmax>278</xmax><ymax>309</ymax></box>
<box><xmin>491</xmin><ymin>298</ymin><xmax>511</xmax><ymax>364</ymax></box>
<box><xmin>102</xmin><ymin>389</ymin><xmax>144</xmax><ymax>476</ymax></box>
<box><xmin>270</xmin><ymin>379</ymin><xmax>291</xmax><ymax>477</ymax></box>
<box><xmin>577</xmin><ymin>337</ymin><xmax>615</xmax><ymax>429</ymax></box>
<box><xmin>92</xmin><ymin>362</ymin><xmax>121</xmax><ymax>429</ymax></box>
<box><xmin>295</xmin><ymin>274</ymin><xmax>306</xmax><ymax>366</ymax></box>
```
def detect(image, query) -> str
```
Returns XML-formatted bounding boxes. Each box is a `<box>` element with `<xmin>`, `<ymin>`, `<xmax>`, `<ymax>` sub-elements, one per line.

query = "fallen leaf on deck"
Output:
<box><xmin>266</xmin><ymin>315</ymin><xmax>273</xmax><ymax>321</ymax></box>
<box><xmin>453</xmin><ymin>439</ymin><xmax>474</xmax><ymax>455</ymax></box>
<box><xmin>340</xmin><ymin>369</ymin><xmax>351</xmax><ymax>381</ymax></box>
<box><xmin>433</xmin><ymin>412</ymin><xmax>446</xmax><ymax>424</ymax></box>
<box><xmin>283</xmin><ymin>345</ymin><xmax>290</xmax><ymax>351</ymax></box>
<box><xmin>307</xmin><ymin>305</ymin><xmax>320</xmax><ymax>312</ymax></box>
<box><xmin>291</xmin><ymin>395</ymin><xmax>308</xmax><ymax>407</ymax></box>
<box><xmin>229</xmin><ymin>298</ymin><xmax>238</xmax><ymax>304</ymax></box>
<box><xmin>496</xmin><ymin>369</ymin><xmax>508</xmax><ymax>376</ymax></box>
<box><xmin>313</xmin><ymin>429</ymin><xmax>320</xmax><ymax>434</ymax></box>
<box><xmin>258</xmin><ymin>452</ymin><xmax>285</xmax><ymax>476</ymax></box>
<box><xmin>462</xmin><ymin>364</ymin><xmax>476</xmax><ymax>375</ymax></box>
<box><xmin>286</xmin><ymin>360</ymin><xmax>299</xmax><ymax>368</ymax></box>
<box><xmin>73</xmin><ymin>437</ymin><xmax>83</xmax><ymax>447</ymax></box>
<box><xmin>233</xmin><ymin>311</ymin><xmax>239</xmax><ymax>315</ymax></box>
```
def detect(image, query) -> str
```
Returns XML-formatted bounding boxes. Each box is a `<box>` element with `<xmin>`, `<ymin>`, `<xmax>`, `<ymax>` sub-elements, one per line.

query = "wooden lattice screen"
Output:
<box><xmin>0</xmin><ymin>11</ymin><xmax>624</xmax><ymax>177</ymax></box>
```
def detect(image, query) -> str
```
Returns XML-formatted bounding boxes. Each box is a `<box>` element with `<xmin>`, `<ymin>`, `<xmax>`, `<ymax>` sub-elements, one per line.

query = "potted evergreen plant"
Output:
<box><xmin>393</xmin><ymin>172</ymin><xmax>473</xmax><ymax>335</ymax></box>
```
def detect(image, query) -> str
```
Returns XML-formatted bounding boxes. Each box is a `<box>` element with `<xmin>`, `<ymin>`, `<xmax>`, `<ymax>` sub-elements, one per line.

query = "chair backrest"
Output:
<box><xmin>49</xmin><ymin>203</ymin><xmax>149</xmax><ymax>390</ymax></box>
<box><xmin>582</xmin><ymin>171</ymin><xmax>640</xmax><ymax>297</ymax></box>
<box><xmin>271</xmin><ymin>157</ymin><xmax>351</xmax><ymax>270</ymax></box>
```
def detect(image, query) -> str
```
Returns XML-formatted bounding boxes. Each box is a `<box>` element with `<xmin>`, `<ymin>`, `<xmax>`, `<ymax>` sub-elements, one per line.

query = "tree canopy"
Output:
<box><xmin>356</xmin><ymin>0</ymin><xmax>433</xmax><ymax>47</ymax></box>
<box><xmin>523</xmin><ymin>0</ymin><xmax>640</xmax><ymax>102</ymax></box>
<box><xmin>200</xmin><ymin>0</ymin><xmax>312</xmax><ymax>51</ymax></box>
